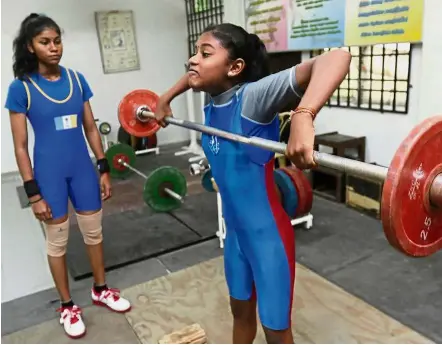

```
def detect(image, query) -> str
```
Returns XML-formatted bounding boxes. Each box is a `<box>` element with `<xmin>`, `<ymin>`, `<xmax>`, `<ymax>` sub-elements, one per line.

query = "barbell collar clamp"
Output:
<box><xmin>189</xmin><ymin>163</ymin><xmax>202</xmax><ymax>176</ymax></box>
<box><xmin>136</xmin><ymin>105</ymin><xmax>151</xmax><ymax>123</ymax></box>
<box><xmin>189</xmin><ymin>160</ymin><xmax>210</xmax><ymax>177</ymax></box>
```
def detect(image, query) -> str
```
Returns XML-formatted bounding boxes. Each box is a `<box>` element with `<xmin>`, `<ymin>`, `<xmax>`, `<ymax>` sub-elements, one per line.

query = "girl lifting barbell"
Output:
<box><xmin>153</xmin><ymin>23</ymin><xmax>351</xmax><ymax>344</ymax></box>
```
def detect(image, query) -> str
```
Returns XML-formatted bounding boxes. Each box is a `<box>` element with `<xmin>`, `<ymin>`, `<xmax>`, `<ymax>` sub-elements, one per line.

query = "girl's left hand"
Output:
<box><xmin>100</xmin><ymin>173</ymin><xmax>112</xmax><ymax>200</ymax></box>
<box><xmin>286</xmin><ymin>110</ymin><xmax>317</xmax><ymax>170</ymax></box>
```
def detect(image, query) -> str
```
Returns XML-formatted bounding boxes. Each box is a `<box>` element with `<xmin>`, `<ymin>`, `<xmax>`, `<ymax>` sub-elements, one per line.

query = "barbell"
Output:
<box><xmin>104</xmin><ymin>143</ymin><xmax>188</xmax><ymax>212</ymax></box>
<box><xmin>116</xmin><ymin>89</ymin><xmax>442</xmax><ymax>258</ymax></box>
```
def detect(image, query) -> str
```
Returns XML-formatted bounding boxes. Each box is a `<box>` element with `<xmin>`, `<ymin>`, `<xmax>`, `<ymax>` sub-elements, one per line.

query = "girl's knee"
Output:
<box><xmin>230</xmin><ymin>297</ymin><xmax>256</xmax><ymax>321</ymax></box>
<box><xmin>75</xmin><ymin>209</ymin><xmax>103</xmax><ymax>245</ymax></box>
<box><xmin>263</xmin><ymin>326</ymin><xmax>293</xmax><ymax>344</ymax></box>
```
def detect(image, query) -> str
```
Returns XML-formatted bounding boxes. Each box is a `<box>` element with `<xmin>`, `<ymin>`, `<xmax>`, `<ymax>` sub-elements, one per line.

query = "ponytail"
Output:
<box><xmin>245</xmin><ymin>33</ymin><xmax>270</xmax><ymax>82</ymax></box>
<box><xmin>203</xmin><ymin>23</ymin><xmax>270</xmax><ymax>83</ymax></box>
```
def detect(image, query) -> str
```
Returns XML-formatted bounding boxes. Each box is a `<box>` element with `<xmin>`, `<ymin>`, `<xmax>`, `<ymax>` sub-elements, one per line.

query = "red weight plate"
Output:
<box><xmin>291</xmin><ymin>166</ymin><xmax>313</xmax><ymax>215</ymax></box>
<box><xmin>381</xmin><ymin>115</ymin><xmax>442</xmax><ymax>257</ymax></box>
<box><xmin>302</xmin><ymin>176</ymin><xmax>313</xmax><ymax>214</ymax></box>
<box><xmin>118</xmin><ymin>89</ymin><xmax>161</xmax><ymax>138</ymax></box>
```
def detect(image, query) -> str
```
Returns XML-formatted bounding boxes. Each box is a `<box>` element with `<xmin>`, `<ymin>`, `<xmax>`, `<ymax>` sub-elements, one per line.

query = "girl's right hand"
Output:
<box><xmin>30</xmin><ymin>197</ymin><xmax>52</xmax><ymax>222</ymax></box>
<box><xmin>154</xmin><ymin>96</ymin><xmax>173</xmax><ymax>128</ymax></box>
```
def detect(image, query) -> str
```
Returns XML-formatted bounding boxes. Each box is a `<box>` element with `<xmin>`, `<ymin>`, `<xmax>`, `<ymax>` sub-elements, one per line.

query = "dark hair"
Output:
<box><xmin>203</xmin><ymin>23</ymin><xmax>270</xmax><ymax>83</ymax></box>
<box><xmin>12</xmin><ymin>13</ymin><xmax>62</xmax><ymax>79</ymax></box>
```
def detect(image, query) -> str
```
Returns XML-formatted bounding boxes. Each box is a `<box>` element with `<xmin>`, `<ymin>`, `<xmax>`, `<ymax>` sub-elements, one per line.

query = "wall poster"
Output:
<box><xmin>245</xmin><ymin>0</ymin><xmax>424</xmax><ymax>52</ymax></box>
<box><xmin>95</xmin><ymin>10</ymin><xmax>140</xmax><ymax>74</ymax></box>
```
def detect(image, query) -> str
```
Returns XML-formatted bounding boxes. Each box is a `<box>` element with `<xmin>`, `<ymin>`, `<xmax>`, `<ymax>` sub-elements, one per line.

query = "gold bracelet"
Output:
<box><xmin>290</xmin><ymin>107</ymin><xmax>317</xmax><ymax>120</ymax></box>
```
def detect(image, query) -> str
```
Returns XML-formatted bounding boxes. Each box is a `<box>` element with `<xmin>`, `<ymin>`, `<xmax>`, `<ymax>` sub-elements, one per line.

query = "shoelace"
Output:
<box><xmin>57</xmin><ymin>306</ymin><xmax>82</xmax><ymax>324</ymax></box>
<box><xmin>102</xmin><ymin>288</ymin><xmax>121</xmax><ymax>302</ymax></box>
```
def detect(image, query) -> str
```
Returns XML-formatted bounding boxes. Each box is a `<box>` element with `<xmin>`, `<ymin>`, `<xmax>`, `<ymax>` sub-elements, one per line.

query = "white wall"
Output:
<box><xmin>1</xmin><ymin>0</ymin><xmax>190</xmax><ymax>174</ymax></box>
<box><xmin>417</xmin><ymin>0</ymin><xmax>442</xmax><ymax>120</ymax></box>
<box><xmin>224</xmin><ymin>0</ymin><xmax>442</xmax><ymax>167</ymax></box>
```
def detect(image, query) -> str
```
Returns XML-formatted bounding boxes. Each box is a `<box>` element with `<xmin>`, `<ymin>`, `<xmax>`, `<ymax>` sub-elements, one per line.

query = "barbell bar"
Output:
<box><xmin>117</xmin><ymin>158</ymin><xmax>184</xmax><ymax>203</ymax></box>
<box><xmin>136</xmin><ymin>107</ymin><xmax>388</xmax><ymax>182</ymax></box>
<box><xmin>118</xmin><ymin>89</ymin><xmax>442</xmax><ymax>257</ymax></box>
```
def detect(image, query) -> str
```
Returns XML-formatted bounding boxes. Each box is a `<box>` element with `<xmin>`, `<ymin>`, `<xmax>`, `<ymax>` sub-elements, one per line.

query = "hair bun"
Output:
<box><xmin>20</xmin><ymin>13</ymin><xmax>41</xmax><ymax>28</ymax></box>
<box><xmin>26</xmin><ymin>13</ymin><xmax>41</xmax><ymax>20</ymax></box>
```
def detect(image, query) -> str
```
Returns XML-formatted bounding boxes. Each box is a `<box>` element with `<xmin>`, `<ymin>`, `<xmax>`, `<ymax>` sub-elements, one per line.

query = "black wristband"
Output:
<box><xmin>24</xmin><ymin>179</ymin><xmax>40</xmax><ymax>198</ymax></box>
<box><xmin>28</xmin><ymin>196</ymin><xmax>43</xmax><ymax>204</ymax></box>
<box><xmin>97</xmin><ymin>158</ymin><xmax>110</xmax><ymax>174</ymax></box>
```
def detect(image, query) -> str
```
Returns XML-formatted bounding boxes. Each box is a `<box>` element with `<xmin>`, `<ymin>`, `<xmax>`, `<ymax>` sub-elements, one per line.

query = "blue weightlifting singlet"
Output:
<box><xmin>5</xmin><ymin>66</ymin><xmax>102</xmax><ymax>219</ymax></box>
<box><xmin>202</xmin><ymin>84</ymin><xmax>296</xmax><ymax>331</ymax></box>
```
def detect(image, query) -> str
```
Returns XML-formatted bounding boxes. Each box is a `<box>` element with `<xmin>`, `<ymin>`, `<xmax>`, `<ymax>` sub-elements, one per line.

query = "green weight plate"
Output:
<box><xmin>143</xmin><ymin>166</ymin><xmax>187</xmax><ymax>212</ymax></box>
<box><xmin>201</xmin><ymin>170</ymin><xmax>215</xmax><ymax>192</ymax></box>
<box><xmin>104</xmin><ymin>143</ymin><xmax>136</xmax><ymax>179</ymax></box>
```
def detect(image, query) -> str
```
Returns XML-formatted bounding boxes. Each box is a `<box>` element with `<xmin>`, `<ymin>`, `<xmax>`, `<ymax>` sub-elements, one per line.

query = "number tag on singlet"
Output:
<box><xmin>54</xmin><ymin>114</ymin><xmax>78</xmax><ymax>130</ymax></box>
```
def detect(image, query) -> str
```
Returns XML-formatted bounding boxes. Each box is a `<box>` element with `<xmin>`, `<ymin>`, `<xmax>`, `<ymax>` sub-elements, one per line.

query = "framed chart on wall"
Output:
<box><xmin>94</xmin><ymin>10</ymin><xmax>140</xmax><ymax>74</ymax></box>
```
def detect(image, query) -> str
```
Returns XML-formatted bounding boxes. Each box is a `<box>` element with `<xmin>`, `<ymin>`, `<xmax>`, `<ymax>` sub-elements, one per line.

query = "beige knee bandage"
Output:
<box><xmin>43</xmin><ymin>218</ymin><xmax>70</xmax><ymax>257</ymax></box>
<box><xmin>76</xmin><ymin>209</ymin><xmax>103</xmax><ymax>245</ymax></box>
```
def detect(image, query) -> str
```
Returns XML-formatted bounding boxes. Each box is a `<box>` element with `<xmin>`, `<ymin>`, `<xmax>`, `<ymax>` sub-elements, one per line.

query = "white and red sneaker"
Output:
<box><xmin>57</xmin><ymin>305</ymin><xmax>86</xmax><ymax>339</ymax></box>
<box><xmin>91</xmin><ymin>287</ymin><xmax>131</xmax><ymax>313</ymax></box>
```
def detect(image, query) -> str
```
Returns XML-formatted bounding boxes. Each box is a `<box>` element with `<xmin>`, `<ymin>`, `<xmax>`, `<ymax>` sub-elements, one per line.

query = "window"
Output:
<box><xmin>310</xmin><ymin>43</ymin><xmax>412</xmax><ymax>114</ymax></box>
<box><xmin>185</xmin><ymin>0</ymin><xmax>224</xmax><ymax>59</ymax></box>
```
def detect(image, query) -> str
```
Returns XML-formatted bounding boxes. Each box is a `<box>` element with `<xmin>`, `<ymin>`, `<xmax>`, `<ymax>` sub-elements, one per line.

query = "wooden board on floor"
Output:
<box><xmin>121</xmin><ymin>256</ymin><xmax>433</xmax><ymax>344</ymax></box>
